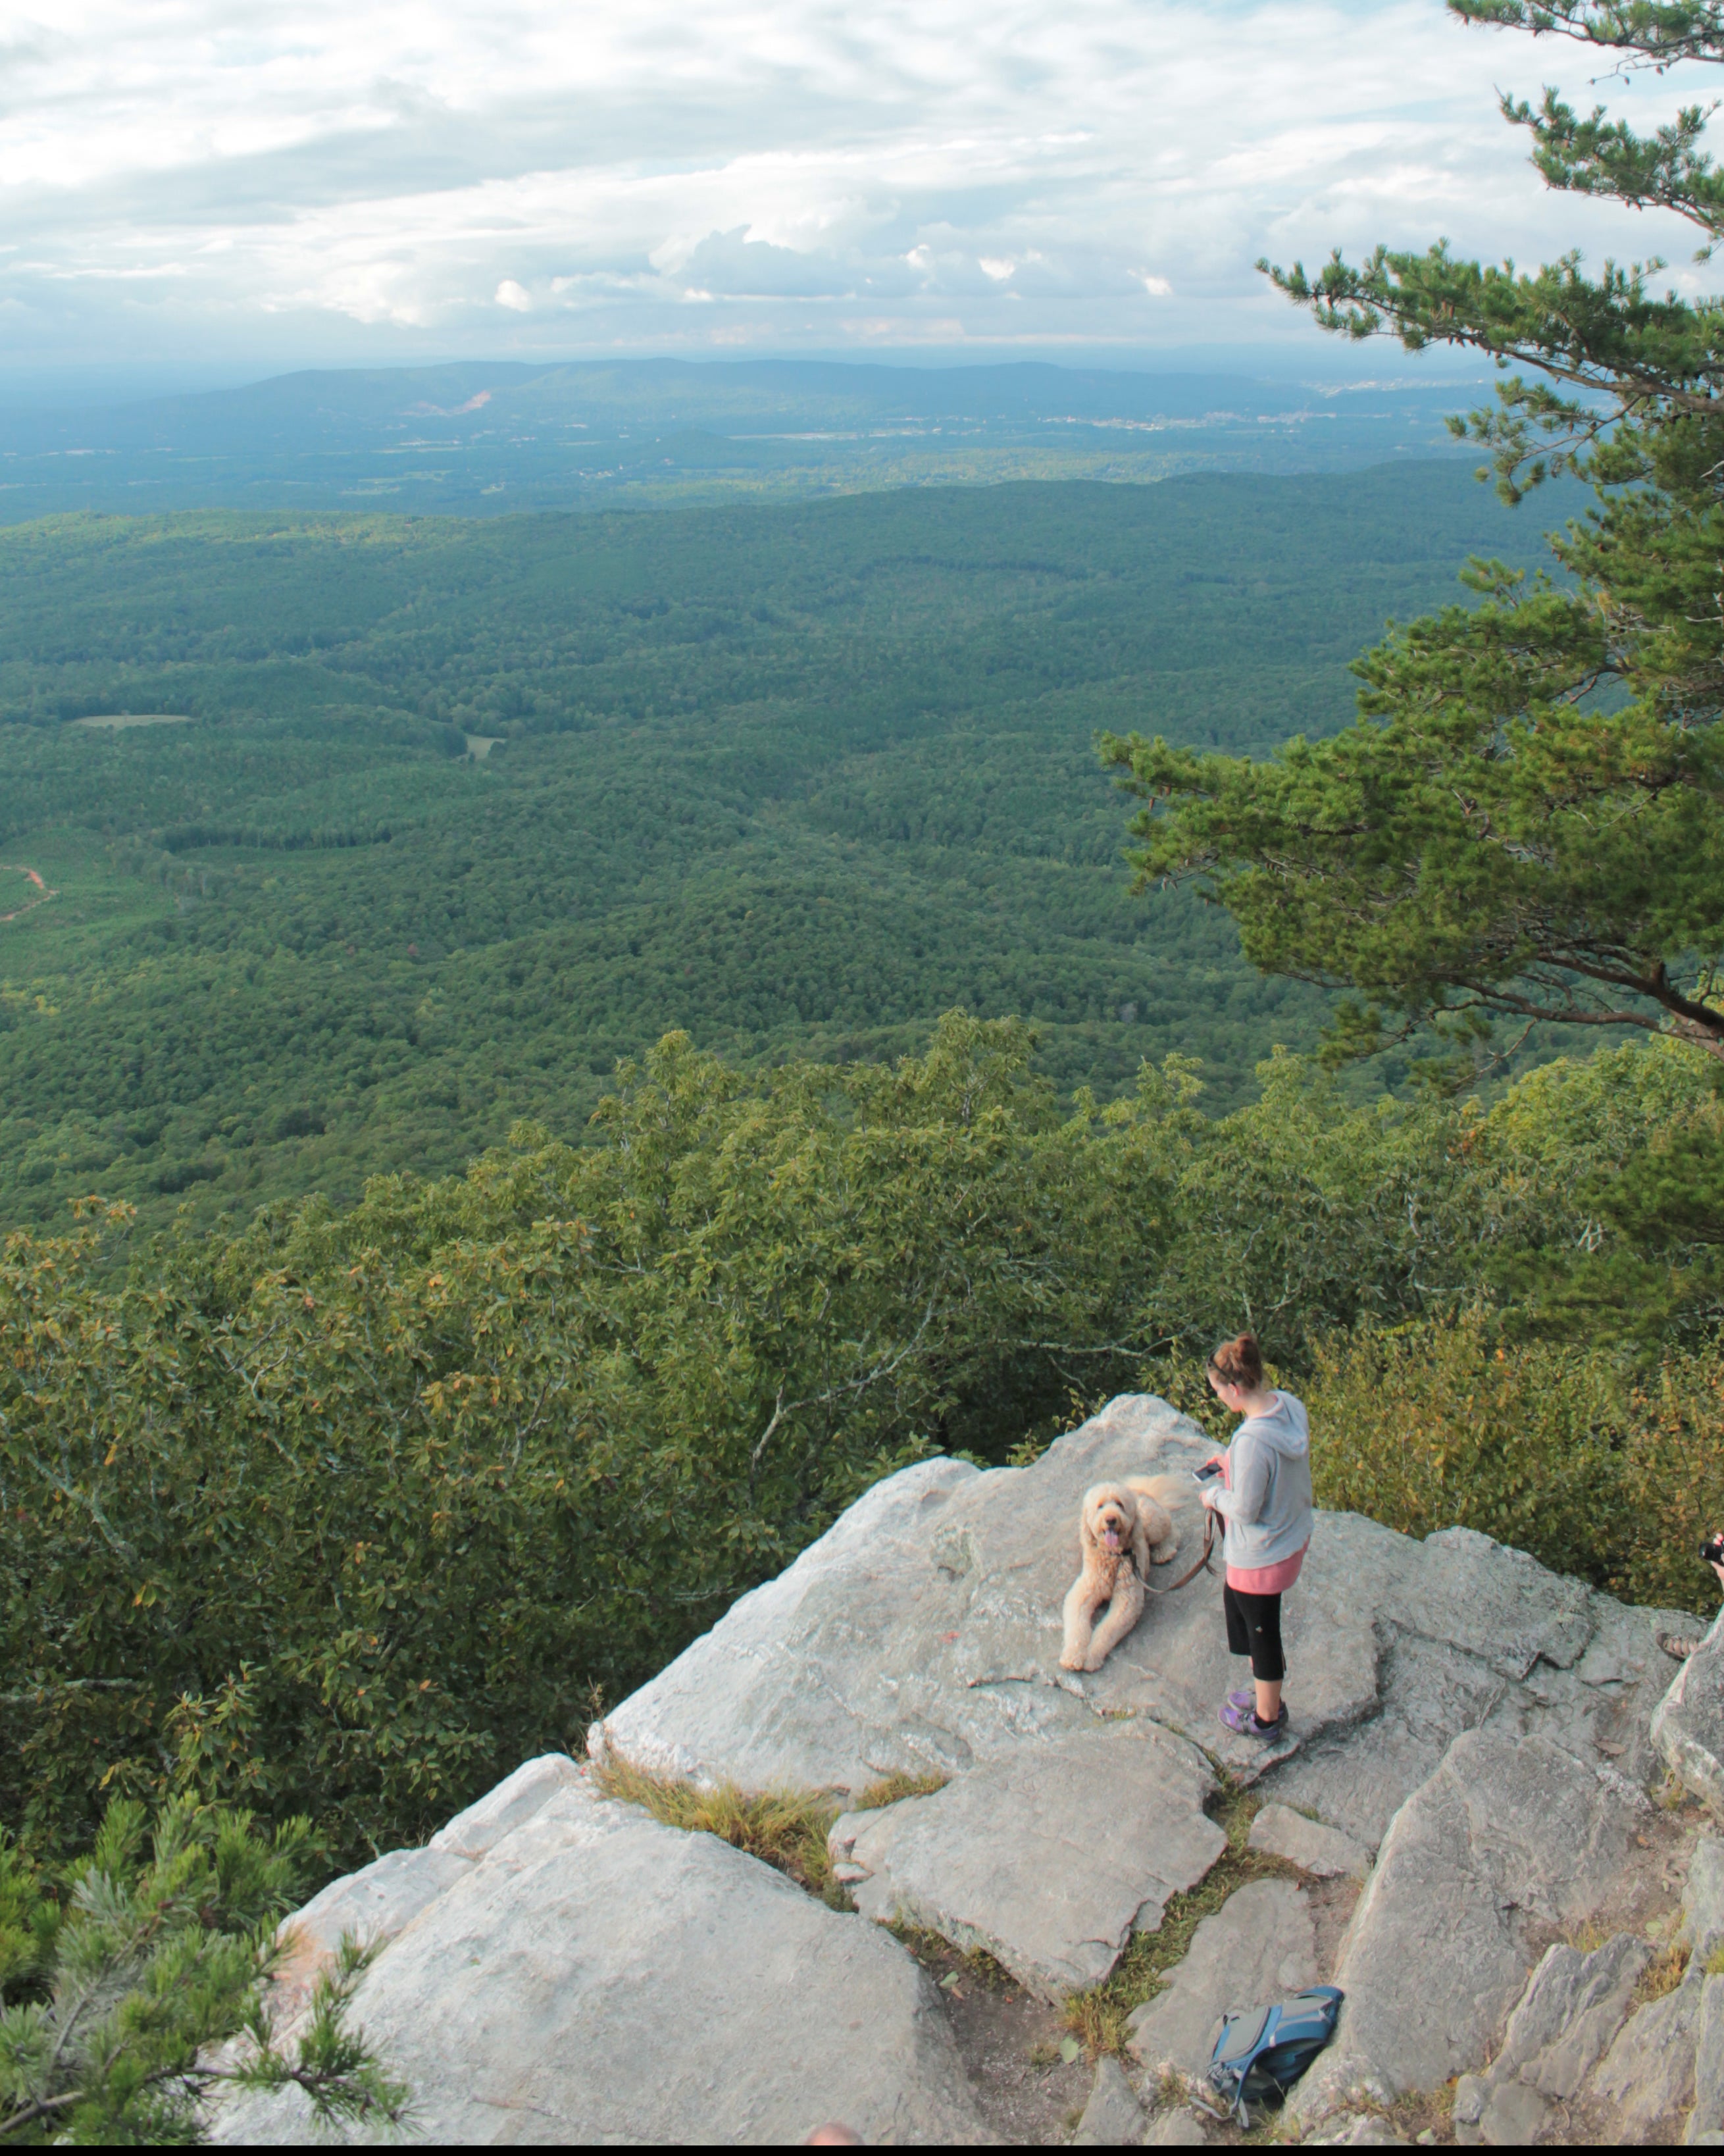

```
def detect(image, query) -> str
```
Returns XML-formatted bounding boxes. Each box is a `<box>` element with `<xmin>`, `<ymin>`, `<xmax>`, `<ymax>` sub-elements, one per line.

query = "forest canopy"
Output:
<box><xmin>5</xmin><ymin>1014</ymin><xmax>1721</xmax><ymax>1882</ymax></box>
<box><xmin>0</xmin><ymin>465</ymin><xmax>1554</xmax><ymax>1233</ymax></box>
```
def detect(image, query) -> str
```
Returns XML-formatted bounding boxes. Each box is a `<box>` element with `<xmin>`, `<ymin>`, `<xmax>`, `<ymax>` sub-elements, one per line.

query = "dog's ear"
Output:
<box><xmin>1128</xmin><ymin>1491</ymin><xmax>1152</xmax><ymax>1569</ymax></box>
<box><xmin>1077</xmin><ymin>1495</ymin><xmax>1097</xmax><ymax>1551</ymax></box>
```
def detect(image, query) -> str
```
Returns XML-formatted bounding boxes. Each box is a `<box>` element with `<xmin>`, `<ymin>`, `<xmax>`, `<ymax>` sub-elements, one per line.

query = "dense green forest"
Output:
<box><xmin>0</xmin><ymin>463</ymin><xmax>1560</xmax><ymax>1231</ymax></box>
<box><xmin>16</xmin><ymin>0</ymin><xmax>1724</xmax><ymax>2128</ymax></box>
<box><xmin>6</xmin><ymin>1014</ymin><xmax>1720</xmax><ymax>1876</ymax></box>
<box><xmin>2</xmin><ymin>411</ymin><xmax>1708</xmax><ymax>1970</ymax></box>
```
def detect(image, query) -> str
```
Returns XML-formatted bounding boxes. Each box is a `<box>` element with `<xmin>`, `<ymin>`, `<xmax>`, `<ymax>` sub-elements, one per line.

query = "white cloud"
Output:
<box><xmin>0</xmin><ymin>0</ymin><xmax>1717</xmax><ymax>367</ymax></box>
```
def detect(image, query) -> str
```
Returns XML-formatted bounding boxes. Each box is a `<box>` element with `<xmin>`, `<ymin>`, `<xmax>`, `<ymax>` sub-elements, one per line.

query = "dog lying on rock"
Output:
<box><xmin>1059</xmin><ymin>1477</ymin><xmax>1183</xmax><ymax>1672</ymax></box>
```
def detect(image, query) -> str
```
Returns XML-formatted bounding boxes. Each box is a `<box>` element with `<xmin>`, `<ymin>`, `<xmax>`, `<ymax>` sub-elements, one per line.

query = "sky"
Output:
<box><xmin>1</xmin><ymin>0</ymin><xmax>1718</xmax><ymax>388</ymax></box>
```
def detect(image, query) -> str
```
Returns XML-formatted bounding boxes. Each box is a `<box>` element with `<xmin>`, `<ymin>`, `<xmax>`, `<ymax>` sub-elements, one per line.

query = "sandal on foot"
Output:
<box><xmin>1219</xmin><ymin>1697</ymin><xmax>1288</xmax><ymax>1739</ymax></box>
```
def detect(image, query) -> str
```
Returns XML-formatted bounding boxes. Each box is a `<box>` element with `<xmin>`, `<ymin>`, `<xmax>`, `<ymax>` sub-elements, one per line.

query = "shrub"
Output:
<box><xmin>1309</xmin><ymin>1314</ymin><xmax>1724</xmax><ymax>1615</ymax></box>
<box><xmin>0</xmin><ymin>1795</ymin><xmax>401</xmax><ymax>2143</ymax></box>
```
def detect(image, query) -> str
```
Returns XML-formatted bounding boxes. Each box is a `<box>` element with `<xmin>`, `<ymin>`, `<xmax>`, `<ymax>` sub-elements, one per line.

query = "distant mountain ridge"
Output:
<box><xmin>0</xmin><ymin>356</ymin><xmax>1484</xmax><ymax>520</ymax></box>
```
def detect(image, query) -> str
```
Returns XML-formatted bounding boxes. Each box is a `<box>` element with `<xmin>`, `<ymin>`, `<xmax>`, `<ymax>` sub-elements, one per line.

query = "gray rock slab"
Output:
<box><xmin>1264</xmin><ymin>1592</ymin><xmax>1680</xmax><ymax>1856</ymax></box>
<box><xmin>1246</xmin><ymin>1804</ymin><xmax>1369</xmax><ymax>1880</ymax></box>
<box><xmin>842</xmin><ymin>1720</ymin><xmax>1225</xmax><ymax>1997</ymax></box>
<box><xmin>1073</xmin><ymin>2056</ymin><xmax>1147</xmax><ymax>2145</ymax></box>
<box><xmin>598</xmin><ymin>1396</ymin><xmax>1340</xmax><ymax>1795</ymax></box>
<box><xmin>1490</xmin><ymin>1932</ymin><xmax>1650</xmax><ymax>2101</ymax></box>
<box><xmin>601</xmin><ymin>1397</ymin><xmax>1677</xmax><ymax>1859</ymax></box>
<box><xmin>1479</xmin><ymin>2078</ymin><xmax>1547</xmax><ymax>2145</ymax></box>
<box><xmin>1143</xmin><ymin>2108</ymin><xmax>1211</xmax><ymax>2145</ymax></box>
<box><xmin>1452</xmin><ymin>2073</ymin><xmax>1486</xmax><ymax>2132</ymax></box>
<box><xmin>425</xmin><ymin>1751</ymin><xmax>584</xmax><ymax>1859</ymax></box>
<box><xmin>282</xmin><ymin>1845</ymin><xmax>472</xmax><ymax>1961</ymax></box>
<box><xmin>1692</xmin><ymin>1974</ymin><xmax>1724</xmax><ymax>2145</ymax></box>
<box><xmin>213</xmin><ymin>1776</ymin><xmax>986</xmax><ymax>2145</ymax></box>
<box><xmin>1292</xmin><ymin>1729</ymin><xmax>1638</xmax><ymax>2126</ymax></box>
<box><xmin>1125</xmin><ymin>1878</ymin><xmax>1318</xmax><ymax>2074</ymax></box>
<box><xmin>1592</xmin><ymin>1963</ymin><xmax>1705</xmax><ymax>2136</ymax></box>
<box><xmin>1259</xmin><ymin>1628</ymin><xmax>1506</xmax><ymax>1855</ymax></box>
<box><xmin>1690</xmin><ymin>1836</ymin><xmax>1724</xmax><ymax>1957</ymax></box>
<box><xmin>1656</xmin><ymin>1609</ymin><xmax>1724</xmax><ymax>1818</ymax></box>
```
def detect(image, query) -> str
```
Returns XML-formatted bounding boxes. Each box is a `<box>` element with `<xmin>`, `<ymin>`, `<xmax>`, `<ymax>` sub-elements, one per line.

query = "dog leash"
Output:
<box><xmin>1141</xmin><ymin>1504</ymin><xmax>1217</xmax><ymax>1597</ymax></box>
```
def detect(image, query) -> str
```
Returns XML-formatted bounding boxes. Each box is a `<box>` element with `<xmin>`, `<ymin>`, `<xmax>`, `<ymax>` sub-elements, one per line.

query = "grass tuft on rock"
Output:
<box><xmin>1061</xmin><ymin>1780</ymin><xmax>1298</xmax><ymax>2059</ymax></box>
<box><xmin>1636</xmin><ymin>1938</ymin><xmax>1692</xmax><ymax>2003</ymax></box>
<box><xmin>592</xmin><ymin>1755</ymin><xmax>845</xmax><ymax>1903</ymax></box>
<box><xmin>854</xmin><ymin>1770</ymin><xmax>949</xmax><ymax>1812</ymax></box>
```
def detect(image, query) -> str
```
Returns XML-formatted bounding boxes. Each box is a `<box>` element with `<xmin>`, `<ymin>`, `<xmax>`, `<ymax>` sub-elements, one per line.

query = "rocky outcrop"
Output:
<box><xmin>213</xmin><ymin>1759</ymin><xmax>984</xmax><ymax>2145</ymax></box>
<box><xmin>217</xmin><ymin>1393</ymin><xmax>1721</xmax><ymax>2144</ymax></box>
<box><xmin>1072</xmin><ymin>2057</ymin><xmax>1148</xmax><ymax>2145</ymax></box>
<box><xmin>1290</xmin><ymin>1728</ymin><xmax>1641</xmax><ymax>2122</ymax></box>
<box><xmin>601</xmin><ymin>1395</ymin><xmax>1689</xmax><ymax>2003</ymax></box>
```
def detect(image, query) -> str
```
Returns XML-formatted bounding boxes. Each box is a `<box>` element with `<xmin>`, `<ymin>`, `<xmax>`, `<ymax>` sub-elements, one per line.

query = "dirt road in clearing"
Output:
<box><xmin>0</xmin><ymin>864</ymin><xmax>56</xmax><ymax>923</ymax></box>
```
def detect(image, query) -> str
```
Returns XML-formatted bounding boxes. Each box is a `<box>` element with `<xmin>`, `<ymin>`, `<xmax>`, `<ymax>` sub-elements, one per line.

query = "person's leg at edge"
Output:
<box><xmin>1246</xmin><ymin>1590</ymin><xmax>1284</xmax><ymax>1724</ymax></box>
<box><xmin>1223</xmin><ymin>1579</ymin><xmax>1251</xmax><ymax>1697</ymax></box>
<box><xmin>1223</xmin><ymin>1583</ymin><xmax>1284</xmax><ymax>1727</ymax></box>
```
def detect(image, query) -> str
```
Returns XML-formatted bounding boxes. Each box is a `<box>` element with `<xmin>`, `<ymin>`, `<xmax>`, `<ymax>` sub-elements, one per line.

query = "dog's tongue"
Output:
<box><xmin>1102</xmin><ymin>1529</ymin><xmax>1121</xmax><ymax>1550</ymax></box>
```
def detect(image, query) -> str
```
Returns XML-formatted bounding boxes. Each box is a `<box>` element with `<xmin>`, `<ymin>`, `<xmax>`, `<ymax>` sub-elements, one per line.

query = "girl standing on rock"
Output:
<box><xmin>1201</xmin><ymin>1332</ymin><xmax>1313</xmax><ymax>1741</ymax></box>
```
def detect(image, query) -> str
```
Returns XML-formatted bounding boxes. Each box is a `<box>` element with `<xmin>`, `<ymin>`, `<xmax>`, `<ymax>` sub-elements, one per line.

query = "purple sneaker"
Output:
<box><xmin>1219</xmin><ymin>1697</ymin><xmax>1288</xmax><ymax>1739</ymax></box>
<box><xmin>1227</xmin><ymin>1688</ymin><xmax>1254</xmax><ymax>1712</ymax></box>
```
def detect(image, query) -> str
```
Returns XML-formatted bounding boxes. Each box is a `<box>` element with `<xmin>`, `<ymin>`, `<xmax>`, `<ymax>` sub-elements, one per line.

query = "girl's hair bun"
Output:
<box><xmin>1207</xmin><ymin>1332</ymin><xmax>1264</xmax><ymax>1390</ymax></box>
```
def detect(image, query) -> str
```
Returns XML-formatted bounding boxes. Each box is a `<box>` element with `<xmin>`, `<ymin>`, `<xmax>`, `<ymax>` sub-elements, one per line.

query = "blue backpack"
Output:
<box><xmin>1207</xmin><ymin>1985</ymin><xmax>1344</xmax><ymax>2121</ymax></box>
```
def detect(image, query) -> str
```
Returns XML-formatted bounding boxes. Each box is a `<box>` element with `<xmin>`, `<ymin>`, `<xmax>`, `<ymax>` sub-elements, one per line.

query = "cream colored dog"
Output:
<box><xmin>1059</xmin><ymin>1476</ymin><xmax>1183</xmax><ymax>1672</ymax></box>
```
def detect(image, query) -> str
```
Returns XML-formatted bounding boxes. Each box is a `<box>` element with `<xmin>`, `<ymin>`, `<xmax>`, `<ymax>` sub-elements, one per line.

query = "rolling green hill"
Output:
<box><xmin>0</xmin><ymin>463</ymin><xmax>1563</xmax><ymax>1229</ymax></box>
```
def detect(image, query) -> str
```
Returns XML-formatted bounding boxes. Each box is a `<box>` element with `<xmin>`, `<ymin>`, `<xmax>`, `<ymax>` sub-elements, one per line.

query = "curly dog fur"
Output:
<box><xmin>1059</xmin><ymin>1476</ymin><xmax>1183</xmax><ymax>1672</ymax></box>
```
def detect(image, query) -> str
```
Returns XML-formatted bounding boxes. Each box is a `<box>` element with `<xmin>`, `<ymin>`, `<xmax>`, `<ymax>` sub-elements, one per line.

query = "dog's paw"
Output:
<box><xmin>1149</xmin><ymin>1539</ymin><xmax>1180</xmax><ymax>1565</ymax></box>
<box><xmin>1058</xmin><ymin>1649</ymin><xmax>1086</xmax><ymax>1672</ymax></box>
<box><xmin>1083</xmin><ymin>1653</ymin><xmax>1108</xmax><ymax>1673</ymax></box>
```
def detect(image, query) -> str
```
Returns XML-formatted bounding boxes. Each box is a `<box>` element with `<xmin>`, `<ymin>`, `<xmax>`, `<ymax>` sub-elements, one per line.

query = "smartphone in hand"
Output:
<box><xmin>1193</xmin><ymin>1461</ymin><xmax>1223</xmax><ymax>1483</ymax></box>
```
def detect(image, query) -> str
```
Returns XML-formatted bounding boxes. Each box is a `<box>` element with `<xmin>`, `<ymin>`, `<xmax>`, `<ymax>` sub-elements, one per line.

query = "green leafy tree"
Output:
<box><xmin>12</xmin><ymin>1015</ymin><xmax>1600</xmax><ymax>1870</ymax></box>
<box><xmin>1103</xmin><ymin>0</ymin><xmax>1724</xmax><ymax>1069</ymax></box>
<box><xmin>0</xmin><ymin>1795</ymin><xmax>403</xmax><ymax>2144</ymax></box>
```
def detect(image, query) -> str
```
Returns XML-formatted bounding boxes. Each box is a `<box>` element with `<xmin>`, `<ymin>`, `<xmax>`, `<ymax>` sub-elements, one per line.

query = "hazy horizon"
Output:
<box><xmin>5</xmin><ymin>0</ymin><xmax>1717</xmax><ymax>389</ymax></box>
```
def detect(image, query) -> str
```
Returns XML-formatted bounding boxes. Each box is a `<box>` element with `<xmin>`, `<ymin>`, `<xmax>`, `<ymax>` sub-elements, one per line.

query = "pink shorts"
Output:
<box><xmin>1225</xmin><ymin>1543</ymin><xmax>1307</xmax><ymax>1596</ymax></box>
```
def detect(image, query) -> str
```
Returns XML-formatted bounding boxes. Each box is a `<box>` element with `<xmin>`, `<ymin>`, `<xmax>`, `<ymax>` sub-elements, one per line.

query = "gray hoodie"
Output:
<box><xmin>1210</xmin><ymin>1389</ymin><xmax>1313</xmax><ymax>1578</ymax></box>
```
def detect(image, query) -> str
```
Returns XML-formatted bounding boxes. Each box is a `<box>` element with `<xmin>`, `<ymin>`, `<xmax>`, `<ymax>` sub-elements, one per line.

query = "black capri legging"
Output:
<box><xmin>1224</xmin><ymin>1581</ymin><xmax>1285</xmax><ymax>1684</ymax></box>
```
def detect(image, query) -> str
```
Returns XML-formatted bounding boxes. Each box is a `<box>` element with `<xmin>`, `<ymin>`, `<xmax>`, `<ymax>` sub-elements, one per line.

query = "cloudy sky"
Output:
<box><xmin>1</xmin><ymin>0</ymin><xmax>1716</xmax><ymax>382</ymax></box>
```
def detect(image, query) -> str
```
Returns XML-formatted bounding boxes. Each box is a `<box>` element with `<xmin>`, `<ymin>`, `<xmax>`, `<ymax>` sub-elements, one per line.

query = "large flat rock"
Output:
<box><xmin>601</xmin><ymin>1402</ymin><xmax>1685</xmax><ymax>1827</ymax></box>
<box><xmin>213</xmin><ymin>1762</ymin><xmax>986</xmax><ymax>2145</ymax></box>
<box><xmin>1263</xmin><ymin>1527</ymin><xmax>1683</xmax><ymax>1853</ymax></box>
<box><xmin>597</xmin><ymin>1395</ymin><xmax>1690</xmax><ymax>1994</ymax></box>
<box><xmin>594</xmin><ymin>1397</ymin><xmax>1367</xmax><ymax>1797</ymax></box>
<box><xmin>834</xmin><ymin>1719</ymin><xmax>1225</xmax><ymax>1998</ymax></box>
<box><xmin>1291</xmin><ymin>1729</ymin><xmax>1640</xmax><ymax>2125</ymax></box>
